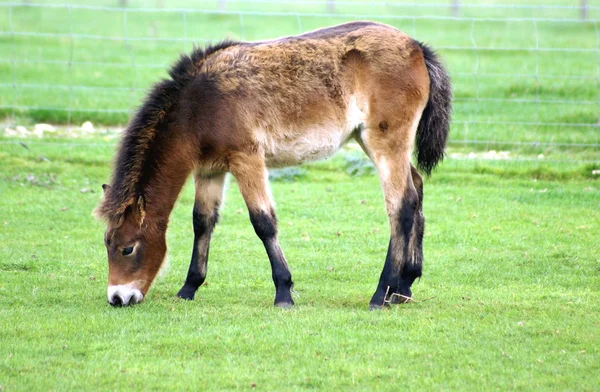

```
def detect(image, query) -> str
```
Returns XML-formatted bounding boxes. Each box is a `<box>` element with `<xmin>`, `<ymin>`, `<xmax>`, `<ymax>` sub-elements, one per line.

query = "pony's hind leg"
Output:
<box><xmin>389</xmin><ymin>165</ymin><xmax>424</xmax><ymax>304</ymax></box>
<box><xmin>177</xmin><ymin>172</ymin><xmax>226</xmax><ymax>300</ymax></box>
<box><xmin>357</xmin><ymin>107</ymin><xmax>427</xmax><ymax>309</ymax></box>
<box><xmin>367</xmin><ymin>157</ymin><xmax>421</xmax><ymax>309</ymax></box>
<box><xmin>229</xmin><ymin>153</ymin><xmax>294</xmax><ymax>307</ymax></box>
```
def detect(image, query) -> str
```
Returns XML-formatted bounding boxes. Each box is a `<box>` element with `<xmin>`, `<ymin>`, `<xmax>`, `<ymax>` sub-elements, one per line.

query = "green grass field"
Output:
<box><xmin>1</xmin><ymin>1</ymin><xmax>600</xmax><ymax>390</ymax></box>
<box><xmin>0</xmin><ymin>137</ymin><xmax>599</xmax><ymax>390</ymax></box>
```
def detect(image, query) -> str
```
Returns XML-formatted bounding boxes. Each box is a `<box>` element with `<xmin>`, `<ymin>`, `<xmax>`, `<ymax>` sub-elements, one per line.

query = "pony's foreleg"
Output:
<box><xmin>177</xmin><ymin>173</ymin><xmax>226</xmax><ymax>300</ymax></box>
<box><xmin>229</xmin><ymin>153</ymin><xmax>294</xmax><ymax>307</ymax></box>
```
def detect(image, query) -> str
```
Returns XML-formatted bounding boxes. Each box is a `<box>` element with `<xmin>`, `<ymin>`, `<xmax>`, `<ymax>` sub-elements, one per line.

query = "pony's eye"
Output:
<box><xmin>122</xmin><ymin>246</ymin><xmax>134</xmax><ymax>256</ymax></box>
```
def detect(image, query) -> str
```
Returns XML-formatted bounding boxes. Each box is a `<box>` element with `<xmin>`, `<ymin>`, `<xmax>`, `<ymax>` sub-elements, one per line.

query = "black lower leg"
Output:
<box><xmin>392</xmin><ymin>167</ymin><xmax>425</xmax><ymax>302</ymax></box>
<box><xmin>391</xmin><ymin>198</ymin><xmax>424</xmax><ymax>303</ymax></box>
<box><xmin>177</xmin><ymin>205</ymin><xmax>218</xmax><ymax>300</ymax></box>
<box><xmin>369</xmin><ymin>238</ymin><xmax>398</xmax><ymax>308</ymax></box>
<box><xmin>249</xmin><ymin>210</ymin><xmax>294</xmax><ymax>307</ymax></box>
<box><xmin>370</xmin><ymin>185</ymin><xmax>422</xmax><ymax>308</ymax></box>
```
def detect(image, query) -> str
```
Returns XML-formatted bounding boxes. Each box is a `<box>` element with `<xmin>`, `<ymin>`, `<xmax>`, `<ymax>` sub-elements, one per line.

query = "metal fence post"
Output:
<box><xmin>327</xmin><ymin>0</ymin><xmax>335</xmax><ymax>14</ymax></box>
<box><xmin>581</xmin><ymin>0</ymin><xmax>589</xmax><ymax>20</ymax></box>
<box><xmin>452</xmin><ymin>0</ymin><xmax>460</xmax><ymax>17</ymax></box>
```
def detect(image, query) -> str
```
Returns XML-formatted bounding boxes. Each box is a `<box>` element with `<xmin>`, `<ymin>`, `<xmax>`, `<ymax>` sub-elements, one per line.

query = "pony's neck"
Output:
<box><xmin>141</xmin><ymin>135</ymin><xmax>196</xmax><ymax>222</ymax></box>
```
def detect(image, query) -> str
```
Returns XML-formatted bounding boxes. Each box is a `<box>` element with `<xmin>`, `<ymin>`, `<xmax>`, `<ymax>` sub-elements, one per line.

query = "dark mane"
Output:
<box><xmin>95</xmin><ymin>40</ymin><xmax>239</xmax><ymax>221</ymax></box>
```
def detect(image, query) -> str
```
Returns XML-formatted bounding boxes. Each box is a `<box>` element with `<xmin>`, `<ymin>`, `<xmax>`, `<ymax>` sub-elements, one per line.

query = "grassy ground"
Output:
<box><xmin>1</xmin><ymin>1</ymin><xmax>599</xmax><ymax>390</ymax></box>
<box><xmin>0</xmin><ymin>136</ymin><xmax>599</xmax><ymax>390</ymax></box>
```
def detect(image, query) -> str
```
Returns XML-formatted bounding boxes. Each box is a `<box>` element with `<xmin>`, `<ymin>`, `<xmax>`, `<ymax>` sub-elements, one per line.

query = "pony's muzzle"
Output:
<box><xmin>107</xmin><ymin>285</ymin><xmax>144</xmax><ymax>307</ymax></box>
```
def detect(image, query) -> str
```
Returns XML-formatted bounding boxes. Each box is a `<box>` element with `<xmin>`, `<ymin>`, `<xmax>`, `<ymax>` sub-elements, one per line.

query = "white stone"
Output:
<box><xmin>34</xmin><ymin>123</ymin><xmax>56</xmax><ymax>133</ymax></box>
<box><xmin>16</xmin><ymin>125</ymin><xmax>28</xmax><ymax>135</ymax></box>
<box><xmin>81</xmin><ymin>121</ymin><xmax>95</xmax><ymax>133</ymax></box>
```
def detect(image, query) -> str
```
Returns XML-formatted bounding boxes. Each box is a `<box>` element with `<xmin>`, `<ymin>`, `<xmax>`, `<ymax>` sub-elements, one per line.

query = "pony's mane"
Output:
<box><xmin>95</xmin><ymin>40</ymin><xmax>239</xmax><ymax>221</ymax></box>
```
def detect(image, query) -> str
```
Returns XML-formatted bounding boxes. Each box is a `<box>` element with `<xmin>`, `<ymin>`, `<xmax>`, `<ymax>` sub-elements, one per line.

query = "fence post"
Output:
<box><xmin>452</xmin><ymin>0</ymin><xmax>460</xmax><ymax>17</ymax></box>
<box><xmin>327</xmin><ymin>0</ymin><xmax>335</xmax><ymax>14</ymax></box>
<box><xmin>581</xmin><ymin>0</ymin><xmax>589</xmax><ymax>20</ymax></box>
<box><xmin>219</xmin><ymin>0</ymin><xmax>227</xmax><ymax>11</ymax></box>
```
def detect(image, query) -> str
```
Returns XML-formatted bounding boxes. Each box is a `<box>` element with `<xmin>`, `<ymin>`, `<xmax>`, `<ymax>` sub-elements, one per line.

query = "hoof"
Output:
<box><xmin>369</xmin><ymin>303</ymin><xmax>388</xmax><ymax>311</ymax></box>
<box><xmin>176</xmin><ymin>286</ymin><xmax>196</xmax><ymax>300</ymax></box>
<box><xmin>274</xmin><ymin>301</ymin><xmax>294</xmax><ymax>309</ymax></box>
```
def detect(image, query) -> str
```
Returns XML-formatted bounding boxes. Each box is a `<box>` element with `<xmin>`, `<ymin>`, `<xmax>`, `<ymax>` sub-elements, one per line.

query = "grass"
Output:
<box><xmin>0</xmin><ymin>136</ymin><xmax>599</xmax><ymax>390</ymax></box>
<box><xmin>1</xmin><ymin>1</ymin><xmax>600</xmax><ymax>390</ymax></box>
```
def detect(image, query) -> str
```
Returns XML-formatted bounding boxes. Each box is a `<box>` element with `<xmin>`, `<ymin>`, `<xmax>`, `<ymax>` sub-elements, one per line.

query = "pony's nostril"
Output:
<box><xmin>107</xmin><ymin>285</ymin><xmax>142</xmax><ymax>307</ymax></box>
<box><xmin>110</xmin><ymin>294</ymin><xmax>124</xmax><ymax>307</ymax></box>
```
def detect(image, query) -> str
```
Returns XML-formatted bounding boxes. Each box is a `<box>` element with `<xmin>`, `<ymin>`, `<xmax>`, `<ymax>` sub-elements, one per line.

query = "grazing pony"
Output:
<box><xmin>95</xmin><ymin>21</ymin><xmax>451</xmax><ymax>309</ymax></box>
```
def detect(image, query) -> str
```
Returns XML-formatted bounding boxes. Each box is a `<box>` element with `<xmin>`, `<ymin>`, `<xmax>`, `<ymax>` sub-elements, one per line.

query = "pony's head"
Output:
<box><xmin>98</xmin><ymin>184</ymin><xmax>168</xmax><ymax>306</ymax></box>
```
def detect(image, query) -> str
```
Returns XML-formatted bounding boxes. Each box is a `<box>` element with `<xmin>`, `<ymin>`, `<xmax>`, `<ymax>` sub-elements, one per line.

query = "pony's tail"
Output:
<box><xmin>415</xmin><ymin>42</ymin><xmax>452</xmax><ymax>176</ymax></box>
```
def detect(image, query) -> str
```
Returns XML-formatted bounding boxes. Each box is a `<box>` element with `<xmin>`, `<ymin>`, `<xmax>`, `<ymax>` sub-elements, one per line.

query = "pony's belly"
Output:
<box><xmin>261</xmin><ymin>126</ymin><xmax>353</xmax><ymax>167</ymax></box>
<box><xmin>259</xmin><ymin>95</ymin><xmax>367</xmax><ymax>167</ymax></box>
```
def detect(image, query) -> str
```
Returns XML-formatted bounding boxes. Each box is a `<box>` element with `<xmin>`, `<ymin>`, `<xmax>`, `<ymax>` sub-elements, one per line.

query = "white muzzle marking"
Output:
<box><xmin>107</xmin><ymin>284</ymin><xmax>144</xmax><ymax>306</ymax></box>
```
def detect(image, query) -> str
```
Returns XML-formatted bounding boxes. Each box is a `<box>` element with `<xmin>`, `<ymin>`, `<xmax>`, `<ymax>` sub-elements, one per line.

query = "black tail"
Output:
<box><xmin>415</xmin><ymin>42</ymin><xmax>452</xmax><ymax>176</ymax></box>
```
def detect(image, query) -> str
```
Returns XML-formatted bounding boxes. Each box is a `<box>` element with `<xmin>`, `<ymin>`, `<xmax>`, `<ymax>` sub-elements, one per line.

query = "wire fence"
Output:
<box><xmin>0</xmin><ymin>1</ymin><xmax>599</xmax><ymax>164</ymax></box>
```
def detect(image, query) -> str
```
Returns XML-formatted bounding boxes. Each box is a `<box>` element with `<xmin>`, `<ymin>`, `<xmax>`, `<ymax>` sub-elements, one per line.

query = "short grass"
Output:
<box><xmin>1</xmin><ymin>137</ymin><xmax>599</xmax><ymax>390</ymax></box>
<box><xmin>1</xmin><ymin>1</ymin><xmax>600</xmax><ymax>390</ymax></box>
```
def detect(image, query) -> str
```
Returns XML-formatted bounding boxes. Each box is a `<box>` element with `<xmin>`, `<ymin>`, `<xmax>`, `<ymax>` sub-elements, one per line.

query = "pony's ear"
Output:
<box><xmin>102</xmin><ymin>184</ymin><xmax>111</xmax><ymax>194</ymax></box>
<box><xmin>136</xmin><ymin>194</ymin><xmax>146</xmax><ymax>225</ymax></box>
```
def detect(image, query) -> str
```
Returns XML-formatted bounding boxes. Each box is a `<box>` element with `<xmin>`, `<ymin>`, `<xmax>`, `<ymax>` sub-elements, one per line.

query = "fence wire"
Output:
<box><xmin>0</xmin><ymin>1</ymin><xmax>599</xmax><ymax>163</ymax></box>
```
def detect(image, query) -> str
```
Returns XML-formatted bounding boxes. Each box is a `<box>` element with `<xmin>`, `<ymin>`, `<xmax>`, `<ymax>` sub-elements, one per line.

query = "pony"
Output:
<box><xmin>95</xmin><ymin>21</ymin><xmax>451</xmax><ymax>309</ymax></box>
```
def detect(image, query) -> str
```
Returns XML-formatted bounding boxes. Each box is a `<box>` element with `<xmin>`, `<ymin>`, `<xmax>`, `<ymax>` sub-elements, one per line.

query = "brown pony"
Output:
<box><xmin>95</xmin><ymin>21</ymin><xmax>451</xmax><ymax>309</ymax></box>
